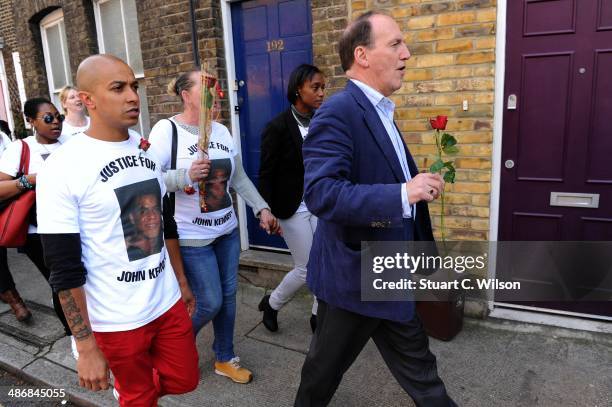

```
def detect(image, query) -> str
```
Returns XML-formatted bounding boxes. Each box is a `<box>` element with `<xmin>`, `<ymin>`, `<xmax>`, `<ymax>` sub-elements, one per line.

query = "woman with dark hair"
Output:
<box><xmin>257</xmin><ymin>63</ymin><xmax>326</xmax><ymax>333</ymax></box>
<box><xmin>0</xmin><ymin>120</ymin><xmax>11</xmax><ymax>150</ymax></box>
<box><xmin>0</xmin><ymin>98</ymin><xmax>71</xmax><ymax>337</ymax></box>
<box><xmin>0</xmin><ymin>120</ymin><xmax>10</xmax><ymax>140</ymax></box>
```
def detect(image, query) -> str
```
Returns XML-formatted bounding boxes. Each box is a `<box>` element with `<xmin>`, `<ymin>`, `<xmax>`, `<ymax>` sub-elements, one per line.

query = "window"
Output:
<box><xmin>94</xmin><ymin>0</ymin><xmax>150</xmax><ymax>135</ymax></box>
<box><xmin>0</xmin><ymin>56</ymin><xmax>12</xmax><ymax>130</ymax></box>
<box><xmin>40</xmin><ymin>9</ymin><xmax>72</xmax><ymax>109</ymax></box>
<box><xmin>12</xmin><ymin>52</ymin><xmax>28</xmax><ymax>129</ymax></box>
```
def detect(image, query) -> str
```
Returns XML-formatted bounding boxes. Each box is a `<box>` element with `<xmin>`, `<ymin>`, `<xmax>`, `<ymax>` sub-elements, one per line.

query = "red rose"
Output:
<box><xmin>139</xmin><ymin>138</ymin><xmax>151</xmax><ymax>152</ymax></box>
<box><xmin>430</xmin><ymin>115</ymin><xmax>448</xmax><ymax>130</ymax></box>
<box><xmin>204</xmin><ymin>76</ymin><xmax>217</xmax><ymax>88</ymax></box>
<box><xmin>183</xmin><ymin>185</ymin><xmax>196</xmax><ymax>195</ymax></box>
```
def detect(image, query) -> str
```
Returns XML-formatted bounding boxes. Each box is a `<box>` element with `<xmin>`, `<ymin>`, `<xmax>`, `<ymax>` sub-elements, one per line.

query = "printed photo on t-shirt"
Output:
<box><xmin>203</xmin><ymin>158</ymin><xmax>231</xmax><ymax>212</ymax></box>
<box><xmin>115</xmin><ymin>178</ymin><xmax>164</xmax><ymax>262</ymax></box>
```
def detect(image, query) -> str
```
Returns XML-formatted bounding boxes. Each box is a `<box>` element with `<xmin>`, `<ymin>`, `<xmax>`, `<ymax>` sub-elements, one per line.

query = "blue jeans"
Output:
<box><xmin>180</xmin><ymin>227</ymin><xmax>240</xmax><ymax>362</ymax></box>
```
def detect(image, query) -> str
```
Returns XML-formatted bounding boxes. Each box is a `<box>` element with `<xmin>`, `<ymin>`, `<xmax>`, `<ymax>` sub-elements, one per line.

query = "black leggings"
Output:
<box><xmin>19</xmin><ymin>234</ymin><xmax>71</xmax><ymax>336</ymax></box>
<box><xmin>0</xmin><ymin>247</ymin><xmax>16</xmax><ymax>292</ymax></box>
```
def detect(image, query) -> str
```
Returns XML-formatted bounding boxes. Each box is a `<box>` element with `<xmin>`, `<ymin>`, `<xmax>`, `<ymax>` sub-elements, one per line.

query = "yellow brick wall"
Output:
<box><xmin>349</xmin><ymin>0</ymin><xmax>497</xmax><ymax>241</ymax></box>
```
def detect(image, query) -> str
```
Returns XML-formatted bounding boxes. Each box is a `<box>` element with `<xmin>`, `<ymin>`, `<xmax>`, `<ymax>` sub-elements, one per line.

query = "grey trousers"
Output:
<box><xmin>270</xmin><ymin>210</ymin><xmax>318</xmax><ymax>314</ymax></box>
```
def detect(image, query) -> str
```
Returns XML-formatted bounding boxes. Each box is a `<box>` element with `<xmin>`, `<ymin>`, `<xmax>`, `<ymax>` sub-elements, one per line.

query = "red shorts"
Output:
<box><xmin>94</xmin><ymin>300</ymin><xmax>199</xmax><ymax>406</ymax></box>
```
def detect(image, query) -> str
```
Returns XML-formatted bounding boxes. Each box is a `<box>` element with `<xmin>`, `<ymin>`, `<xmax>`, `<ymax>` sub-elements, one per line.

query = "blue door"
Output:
<box><xmin>232</xmin><ymin>0</ymin><xmax>312</xmax><ymax>249</ymax></box>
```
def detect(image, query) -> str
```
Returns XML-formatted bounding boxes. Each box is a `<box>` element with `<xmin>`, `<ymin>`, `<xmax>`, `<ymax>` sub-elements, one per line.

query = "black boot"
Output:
<box><xmin>310</xmin><ymin>314</ymin><xmax>317</xmax><ymax>333</ymax></box>
<box><xmin>258</xmin><ymin>295</ymin><xmax>278</xmax><ymax>332</ymax></box>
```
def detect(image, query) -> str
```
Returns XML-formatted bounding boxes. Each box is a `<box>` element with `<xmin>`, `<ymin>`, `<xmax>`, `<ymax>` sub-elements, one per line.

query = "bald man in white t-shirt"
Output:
<box><xmin>37</xmin><ymin>55</ymin><xmax>199</xmax><ymax>406</ymax></box>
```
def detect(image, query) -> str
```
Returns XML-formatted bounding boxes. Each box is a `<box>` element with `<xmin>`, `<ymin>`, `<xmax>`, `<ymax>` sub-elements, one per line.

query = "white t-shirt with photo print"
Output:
<box><xmin>148</xmin><ymin>119</ymin><xmax>238</xmax><ymax>240</ymax></box>
<box><xmin>36</xmin><ymin>130</ymin><xmax>181</xmax><ymax>332</ymax></box>
<box><xmin>0</xmin><ymin>135</ymin><xmax>63</xmax><ymax>234</ymax></box>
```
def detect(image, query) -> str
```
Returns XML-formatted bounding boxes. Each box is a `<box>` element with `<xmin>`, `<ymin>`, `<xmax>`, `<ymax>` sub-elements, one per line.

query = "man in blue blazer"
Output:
<box><xmin>295</xmin><ymin>11</ymin><xmax>456</xmax><ymax>407</ymax></box>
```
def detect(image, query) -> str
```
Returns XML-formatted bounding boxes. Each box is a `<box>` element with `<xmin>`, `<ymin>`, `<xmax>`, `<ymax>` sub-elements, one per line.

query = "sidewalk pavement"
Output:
<box><xmin>0</xmin><ymin>249</ymin><xmax>610</xmax><ymax>407</ymax></box>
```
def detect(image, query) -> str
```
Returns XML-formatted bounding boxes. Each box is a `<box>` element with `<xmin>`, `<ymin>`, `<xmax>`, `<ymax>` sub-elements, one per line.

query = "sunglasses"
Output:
<box><xmin>38</xmin><ymin>113</ymin><xmax>65</xmax><ymax>124</ymax></box>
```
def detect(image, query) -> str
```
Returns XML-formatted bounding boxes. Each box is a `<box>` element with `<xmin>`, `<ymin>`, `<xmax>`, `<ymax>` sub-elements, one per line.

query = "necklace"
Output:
<box><xmin>290</xmin><ymin>105</ymin><xmax>312</xmax><ymax>128</ymax></box>
<box><xmin>174</xmin><ymin>115</ymin><xmax>199</xmax><ymax>135</ymax></box>
<box><xmin>35</xmin><ymin>134</ymin><xmax>62</xmax><ymax>159</ymax></box>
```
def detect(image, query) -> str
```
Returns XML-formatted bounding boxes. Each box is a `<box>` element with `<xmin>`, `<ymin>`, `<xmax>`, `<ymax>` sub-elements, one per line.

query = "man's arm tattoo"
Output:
<box><xmin>58</xmin><ymin>290</ymin><xmax>92</xmax><ymax>341</ymax></box>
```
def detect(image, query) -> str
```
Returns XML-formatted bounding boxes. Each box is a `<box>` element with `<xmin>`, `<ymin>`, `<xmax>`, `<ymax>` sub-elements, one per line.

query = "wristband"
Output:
<box><xmin>18</xmin><ymin>175</ymin><xmax>34</xmax><ymax>190</ymax></box>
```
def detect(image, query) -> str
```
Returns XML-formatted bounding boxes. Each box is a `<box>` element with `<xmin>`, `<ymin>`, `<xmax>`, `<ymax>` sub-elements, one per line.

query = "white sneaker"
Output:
<box><xmin>70</xmin><ymin>336</ymin><xmax>79</xmax><ymax>360</ymax></box>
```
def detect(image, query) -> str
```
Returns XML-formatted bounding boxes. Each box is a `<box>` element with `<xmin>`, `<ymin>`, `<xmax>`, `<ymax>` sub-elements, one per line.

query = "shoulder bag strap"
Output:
<box><xmin>18</xmin><ymin>140</ymin><xmax>31</xmax><ymax>176</ymax></box>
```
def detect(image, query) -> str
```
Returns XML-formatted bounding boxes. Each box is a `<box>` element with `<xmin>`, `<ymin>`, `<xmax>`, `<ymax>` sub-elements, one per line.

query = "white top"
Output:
<box><xmin>36</xmin><ymin>130</ymin><xmax>181</xmax><ymax>332</ymax></box>
<box><xmin>350</xmin><ymin>79</ymin><xmax>414</xmax><ymax>219</ymax></box>
<box><xmin>295</xmin><ymin>123</ymin><xmax>309</xmax><ymax>214</ymax></box>
<box><xmin>148</xmin><ymin>120</ymin><xmax>238</xmax><ymax>240</ymax></box>
<box><xmin>60</xmin><ymin>116</ymin><xmax>90</xmax><ymax>140</ymax></box>
<box><xmin>0</xmin><ymin>136</ymin><xmax>63</xmax><ymax>233</ymax></box>
<box><xmin>0</xmin><ymin>132</ymin><xmax>12</xmax><ymax>155</ymax></box>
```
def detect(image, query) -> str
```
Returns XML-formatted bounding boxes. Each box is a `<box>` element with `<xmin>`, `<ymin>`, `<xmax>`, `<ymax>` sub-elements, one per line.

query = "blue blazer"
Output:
<box><xmin>303</xmin><ymin>81</ymin><xmax>434</xmax><ymax>322</ymax></box>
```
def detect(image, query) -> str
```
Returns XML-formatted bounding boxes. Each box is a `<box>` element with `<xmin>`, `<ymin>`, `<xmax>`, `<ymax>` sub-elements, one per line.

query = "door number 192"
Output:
<box><xmin>267</xmin><ymin>39</ymin><xmax>285</xmax><ymax>52</ymax></box>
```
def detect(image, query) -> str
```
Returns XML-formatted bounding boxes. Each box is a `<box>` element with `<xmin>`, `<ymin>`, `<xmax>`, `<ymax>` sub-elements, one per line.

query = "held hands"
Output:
<box><xmin>406</xmin><ymin>173</ymin><xmax>445</xmax><ymax>205</ymax></box>
<box><xmin>77</xmin><ymin>342</ymin><xmax>110</xmax><ymax>391</ymax></box>
<box><xmin>259</xmin><ymin>209</ymin><xmax>282</xmax><ymax>236</ymax></box>
<box><xmin>188</xmin><ymin>158</ymin><xmax>211</xmax><ymax>182</ymax></box>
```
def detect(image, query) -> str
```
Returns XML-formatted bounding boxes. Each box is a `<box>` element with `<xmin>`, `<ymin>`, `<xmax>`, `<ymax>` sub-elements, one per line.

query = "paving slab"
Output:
<box><xmin>22</xmin><ymin>358</ymin><xmax>115</xmax><ymax>407</ymax></box>
<box><xmin>0</xmin><ymin>331</ymin><xmax>38</xmax><ymax>371</ymax></box>
<box><xmin>244</xmin><ymin>285</ymin><xmax>314</xmax><ymax>355</ymax></box>
<box><xmin>162</xmin><ymin>336</ymin><xmax>304</xmax><ymax>407</ymax></box>
<box><xmin>45</xmin><ymin>336</ymin><xmax>77</xmax><ymax>372</ymax></box>
<box><xmin>0</xmin><ymin>302</ymin><xmax>65</xmax><ymax>347</ymax></box>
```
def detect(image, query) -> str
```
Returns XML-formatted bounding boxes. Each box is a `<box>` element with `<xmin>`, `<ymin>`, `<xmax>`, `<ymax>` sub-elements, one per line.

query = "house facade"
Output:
<box><xmin>0</xmin><ymin>0</ymin><xmax>609</xmax><ymax>327</ymax></box>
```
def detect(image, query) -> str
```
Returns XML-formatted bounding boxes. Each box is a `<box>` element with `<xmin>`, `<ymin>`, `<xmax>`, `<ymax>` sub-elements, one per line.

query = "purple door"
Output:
<box><xmin>499</xmin><ymin>0</ymin><xmax>612</xmax><ymax>316</ymax></box>
<box><xmin>232</xmin><ymin>0</ymin><xmax>312</xmax><ymax>249</ymax></box>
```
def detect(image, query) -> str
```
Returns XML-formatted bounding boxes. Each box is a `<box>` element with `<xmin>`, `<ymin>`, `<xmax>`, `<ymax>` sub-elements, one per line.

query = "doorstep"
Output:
<box><xmin>239</xmin><ymin>249</ymin><xmax>293</xmax><ymax>288</ymax></box>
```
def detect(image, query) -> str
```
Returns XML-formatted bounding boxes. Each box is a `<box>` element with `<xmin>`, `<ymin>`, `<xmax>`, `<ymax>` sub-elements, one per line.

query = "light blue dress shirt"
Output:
<box><xmin>350</xmin><ymin>79</ymin><xmax>414</xmax><ymax>218</ymax></box>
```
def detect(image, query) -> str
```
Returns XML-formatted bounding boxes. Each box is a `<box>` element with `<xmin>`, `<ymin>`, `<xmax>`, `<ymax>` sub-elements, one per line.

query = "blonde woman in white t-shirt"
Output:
<box><xmin>0</xmin><ymin>97</ymin><xmax>70</xmax><ymax>335</ymax></box>
<box><xmin>148</xmin><ymin>70</ymin><xmax>281</xmax><ymax>384</ymax></box>
<box><xmin>59</xmin><ymin>85</ymin><xmax>89</xmax><ymax>140</ymax></box>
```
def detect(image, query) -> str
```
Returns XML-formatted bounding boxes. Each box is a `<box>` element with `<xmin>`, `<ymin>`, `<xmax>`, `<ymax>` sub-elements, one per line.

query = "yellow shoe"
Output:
<box><xmin>214</xmin><ymin>357</ymin><xmax>253</xmax><ymax>384</ymax></box>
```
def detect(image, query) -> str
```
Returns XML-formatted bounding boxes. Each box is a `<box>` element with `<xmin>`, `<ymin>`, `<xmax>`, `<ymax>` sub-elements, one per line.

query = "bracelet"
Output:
<box><xmin>17</xmin><ymin>175</ymin><xmax>33</xmax><ymax>191</ymax></box>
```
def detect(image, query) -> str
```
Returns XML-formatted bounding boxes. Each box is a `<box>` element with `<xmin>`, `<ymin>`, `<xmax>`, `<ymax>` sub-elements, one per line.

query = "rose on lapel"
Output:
<box><xmin>139</xmin><ymin>138</ymin><xmax>151</xmax><ymax>152</ymax></box>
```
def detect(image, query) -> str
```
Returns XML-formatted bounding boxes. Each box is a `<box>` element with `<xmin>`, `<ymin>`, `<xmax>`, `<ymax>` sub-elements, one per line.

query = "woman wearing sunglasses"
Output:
<box><xmin>0</xmin><ymin>97</ymin><xmax>71</xmax><ymax>339</ymax></box>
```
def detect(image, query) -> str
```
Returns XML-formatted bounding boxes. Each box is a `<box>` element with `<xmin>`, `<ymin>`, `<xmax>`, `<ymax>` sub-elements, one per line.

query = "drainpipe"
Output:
<box><xmin>189</xmin><ymin>0</ymin><xmax>201</xmax><ymax>68</ymax></box>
